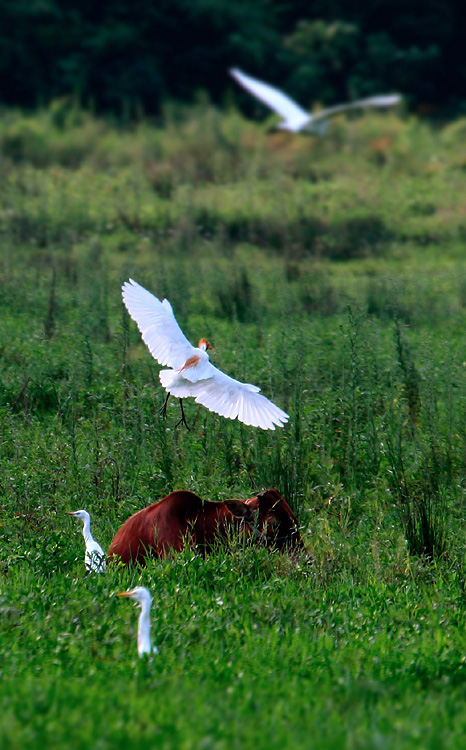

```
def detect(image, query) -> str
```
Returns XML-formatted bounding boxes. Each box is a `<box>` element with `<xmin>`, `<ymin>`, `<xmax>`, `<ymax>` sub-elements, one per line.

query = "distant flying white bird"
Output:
<box><xmin>122</xmin><ymin>279</ymin><xmax>288</xmax><ymax>430</ymax></box>
<box><xmin>230</xmin><ymin>67</ymin><xmax>401</xmax><ymax>135</ymax></box>
<box><xmin>118</xmin><ymin>586</ymin><xmax>158</xmax><ymax>657</ymax></box>
<box><xmin>67</xmin><ymin>510</ymin><xmax>106</xmax><ymax>573</ymax></box>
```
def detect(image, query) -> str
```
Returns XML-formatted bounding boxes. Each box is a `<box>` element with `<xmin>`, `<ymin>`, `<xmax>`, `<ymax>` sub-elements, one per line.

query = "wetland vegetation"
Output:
<box><xmin>2</xmin><ymin>103</ymin><xmax>466</xmax><ymax>748</ymax></box>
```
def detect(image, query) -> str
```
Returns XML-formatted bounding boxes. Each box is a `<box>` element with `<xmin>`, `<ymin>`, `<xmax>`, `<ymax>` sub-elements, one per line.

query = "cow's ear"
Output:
<box><xmin>224</xmin><ymin>499</ymin><xmax>251</xmax><ymax>519</ymax></box>
<box><xmin>257</xmin><ymin>489</ymin><xmax>280</xmax><ymax>512</ymax></box>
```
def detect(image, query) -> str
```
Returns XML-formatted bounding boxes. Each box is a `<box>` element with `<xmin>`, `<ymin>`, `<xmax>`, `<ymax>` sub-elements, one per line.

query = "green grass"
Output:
<box><xmin>2</xmin><ymin>102</ymin><xmax>466</xmax><ymax>748</ymax></box>
<box><xmin>4</xmin><ymin>556</ymin><xmax>466</xmax><ymax>749</ymax></box>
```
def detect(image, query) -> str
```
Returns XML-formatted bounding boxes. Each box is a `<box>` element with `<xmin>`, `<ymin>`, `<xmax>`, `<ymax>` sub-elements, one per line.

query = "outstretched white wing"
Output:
<box><xmin>230</xmin><ymin>68</ymin><xmax>310</xmax><ymax>131</ymax></box>
<box><xmin>310</xmin><ymin>94</ymin><xmax>402</xmax><ymax>123</ymax></box>
<box><xmin>122</xmin><ymin>279</ymin><xmax>195</xmax><ymax>370</ymax></box>
<box><xmin>188</xmin><ymin>362</ymin><xmax>289</xmax><ymax>430</ymax></box>
<box><xmin>123</xmin><ymin>278</ymin><xmax>289</xmax><ymax>430</ymax></box>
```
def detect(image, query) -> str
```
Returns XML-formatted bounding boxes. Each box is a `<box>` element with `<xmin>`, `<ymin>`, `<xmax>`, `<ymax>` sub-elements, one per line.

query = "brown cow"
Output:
<box><xmin>107</xmin><ymin>488</ymin><xmax>303</xmax><ymax>564</ymax></box>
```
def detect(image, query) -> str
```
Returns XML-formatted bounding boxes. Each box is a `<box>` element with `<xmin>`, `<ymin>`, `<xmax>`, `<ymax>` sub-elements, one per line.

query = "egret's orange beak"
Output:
<box><xmin>117</xmin><ymin>591</ymin><xmax>131</xmax><ymax>598</ymax></box>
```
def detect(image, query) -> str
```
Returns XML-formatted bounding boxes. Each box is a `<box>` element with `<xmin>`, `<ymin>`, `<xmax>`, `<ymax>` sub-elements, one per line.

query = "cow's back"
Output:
<box><xmin>108</xmin><ymin>490</ymin><xmax>207</xmax><ymax>563</ymax></box>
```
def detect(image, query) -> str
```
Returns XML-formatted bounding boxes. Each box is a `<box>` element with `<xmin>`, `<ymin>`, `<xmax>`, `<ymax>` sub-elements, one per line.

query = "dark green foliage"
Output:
<box><xmin>0</xmin><ymin>0</ymin><xmax>277</xmax><ymax>113</ymax></box>
<box><xmin>319</xmin><ymin>215</ymin><xmax>390</xmax><ymax>260</ymax></box>
<box><xmin>385</xmin><ymin>423</ymin><xmax>449</xmax><ymax>560</ymax></box>
<box><xmin>43</xmin><ymin>268</ymin><xmax>56</xmax><ymax>340</ymax></box>
<box><xmin>394</xmin><ymin>320</ymin><xmax>421</xmax><ymax>427</ymax></box>
<box><xmin>216</xmin><ymin>267</ymin><xmax>254</xmax><ymax>322</ymax></box>
<box><xmin>366</xmin><ymin>279</ymin><xmax>413</xmax><ymax>323</ymax></box>
<box><xmin>0</xmin><ymin>0</ymin><xmax>464</xmax><ymax>114</ymax></box>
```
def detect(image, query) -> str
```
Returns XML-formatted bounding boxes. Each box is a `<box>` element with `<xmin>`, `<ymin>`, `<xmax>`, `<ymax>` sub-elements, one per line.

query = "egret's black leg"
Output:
<box><xmin>175</xmin><ymin>398</ymin><xmax>191</xmax><ymax>430</ymax></box>
<box><xmin>158</xmin><ymin>393</ymin><xmax>170</xmax><ymax>418</ymax></box>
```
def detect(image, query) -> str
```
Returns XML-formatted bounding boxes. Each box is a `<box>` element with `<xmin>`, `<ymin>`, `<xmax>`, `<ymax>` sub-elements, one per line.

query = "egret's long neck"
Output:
<box><xmin>81</xmin><ymin>516</ymin><xmax>92</xmax><ymax>544</ymax></box>
<box><xmin>138</xmin><ymin>601</ymin><xmax>152</xmax><ymax>655</ymax></box>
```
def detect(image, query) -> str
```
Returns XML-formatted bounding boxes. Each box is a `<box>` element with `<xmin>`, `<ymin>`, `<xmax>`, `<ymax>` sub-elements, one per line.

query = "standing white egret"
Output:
<box><xmin>122</xmin><ymin>278</ymin><xmax>289</xmax><ymax>430</ymax></box>
<box><xmin>66</xmin><ymin>510</ymin><xmax>106</xmax><ymax>573</ymax></box>
<box><xmin>118</xmin><ymin>586</ymin><xmax>158</xmax><ymax>657</ymax></box>
<box><xmin>230</xmin><ymin>67</ymin><xmax>401</xmax><ymax>135</ymax></box>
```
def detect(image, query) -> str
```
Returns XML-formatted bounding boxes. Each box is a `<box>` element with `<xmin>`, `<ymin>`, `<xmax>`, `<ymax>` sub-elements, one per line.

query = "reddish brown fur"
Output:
<box><xmin>107</xmin><ymin>488</ymin><xmax>303</xmax><ymax>565</ymax></box>
<box><xmin>108</xmin><ymin>491</ymin><xmax>242</xmax><ymax>564</ymax></box>
<box><xmin>243</xmin><ymin>489</ymin><xmax>304</xmax><ymax>553</ymax></box>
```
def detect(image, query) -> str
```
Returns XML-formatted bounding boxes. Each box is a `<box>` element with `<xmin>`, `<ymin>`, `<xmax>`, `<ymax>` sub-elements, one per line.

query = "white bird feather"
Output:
<box><xmin>230</xmin><ymin>68</ymin><xmax>401</xmax><ymax>134</ymax></box>
<box><xmin>122</xmin><ymin>279</ymin><xmax>289</xmax><ymax>430</ymax></box>
<box><xmin>67</xmin><ymin>510</ymin><xmax>106</xmax><ymax>573</ymax></box>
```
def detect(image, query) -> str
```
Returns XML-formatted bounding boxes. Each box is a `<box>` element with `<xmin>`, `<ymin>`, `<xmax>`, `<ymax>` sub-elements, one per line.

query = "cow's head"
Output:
<box><xmin>223</xmin><ymin>498</ymin><xmax>264</xmax><ymax>540</ymax></box>
<box><xmin>245</xmin><ymin>489</ymin><xmax>303</xmax><ymax>552</ymax></box>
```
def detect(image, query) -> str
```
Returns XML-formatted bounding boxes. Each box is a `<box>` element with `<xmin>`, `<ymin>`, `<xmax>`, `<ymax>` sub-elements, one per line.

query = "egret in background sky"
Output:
<box><xmin>67</xmin><ymin>510</ymin><xmax>106</xmax><ymax>573</ymax></box>
<box><xmin>122</xmin><ymin>279</ymin><xmax>289</xmax><ymax>430</ymax></box>
<box><xmin>118</xmin><ymin>586</ymin><xmax>158</xmax><ymax>657</ymax></box>
<box><xmin>230</xmin><ymin>68</ymin><xmax>401</xmax><ymax>135</ymax></box>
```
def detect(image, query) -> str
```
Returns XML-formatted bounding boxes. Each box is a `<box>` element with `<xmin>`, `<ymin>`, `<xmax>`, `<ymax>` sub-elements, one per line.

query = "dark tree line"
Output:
<box><xmin>0</xmin><ymin>0</ymin><xmax>464</xmax><ymax>116</ymax></box>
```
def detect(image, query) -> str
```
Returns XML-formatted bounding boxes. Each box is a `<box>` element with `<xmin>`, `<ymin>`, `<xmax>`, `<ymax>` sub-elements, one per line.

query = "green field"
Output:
<box><xmin>2</xmin><ymin>103</ymin><xmax>466</xmax><ymax>748</ymax></box>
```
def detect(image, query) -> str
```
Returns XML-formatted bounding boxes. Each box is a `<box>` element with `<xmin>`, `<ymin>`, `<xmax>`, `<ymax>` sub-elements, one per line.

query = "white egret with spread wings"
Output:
<box><xmin>122</xmin><ymin>279</ymin><xmax>289</xmax><ymax>430</ymax></box>
<box><xmin>230</xmin><ymin>67</ymin><xmax>401</xmax><ymax>135</ymax></box>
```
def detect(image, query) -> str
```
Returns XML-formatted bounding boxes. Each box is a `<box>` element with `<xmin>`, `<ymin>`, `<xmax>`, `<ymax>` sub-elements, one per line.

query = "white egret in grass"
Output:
<box><xmin>118</xmin><ymin>586</ymin><xmax>158</xmax><ymax>657</ymax></box>
<box><xmin>66</xmin><ymin>510</ymin><xmax>106</xmax><ymax>573</ymax></box>
<box><xmin>229</xmin><ymin>67</ymin><xmax>401</xmax><ymax>135</ymax></box>
<box><xmin>122</xmin><ymin>278</ymin><xmax>289</xmax><ymax>430</ymax></box>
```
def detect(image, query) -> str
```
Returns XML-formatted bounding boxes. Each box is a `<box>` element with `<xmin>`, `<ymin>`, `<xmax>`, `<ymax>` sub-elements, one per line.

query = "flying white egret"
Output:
<box><xmin>122</xmin><ymin>278</ymin><xmax>289</xmax><ymax>430</ymax></box>
<box><xmin>118</xmin><ymin>586</ymin><xmax>158</xmax><ymax>657</ymax></box>
<box><xmin>229</xmin><ymin>67</ymin><xmax>401</xmax><ymax>135</ymax></box>
<box><xmin>66</xmin><ymin>510</ymin><xmax>106</xmax><ymax>573</ymax></box>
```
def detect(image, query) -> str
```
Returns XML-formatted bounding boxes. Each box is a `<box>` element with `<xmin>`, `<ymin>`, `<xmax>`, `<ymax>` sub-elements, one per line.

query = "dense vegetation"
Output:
<box><xmin>2</xmin><ymin>103</ymin><xmax>466</xmax><ymax>747</ymax></box>
<box><xmin>0</xmin><ymin>0</ymin><xmax>464</xmax><ymax>115</ymax></box>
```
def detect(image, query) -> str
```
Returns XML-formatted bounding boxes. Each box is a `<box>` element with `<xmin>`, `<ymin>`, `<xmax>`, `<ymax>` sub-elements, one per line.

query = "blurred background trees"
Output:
<box><xmin>0</xmin><ymin>0</ymin><xmax>463</xmax><ymax>117</ymax></box>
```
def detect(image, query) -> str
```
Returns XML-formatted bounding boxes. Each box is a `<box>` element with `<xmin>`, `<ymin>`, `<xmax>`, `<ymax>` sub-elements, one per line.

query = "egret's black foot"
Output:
<box><xmin>157</xmin><ymin>394</ymin><xmax>170</xmax><ymax>419</ymax></box>
<box><xmin>174</xmin><ymin>399</ymin><xmax>191</xmax><ymax>430</ymax></box>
